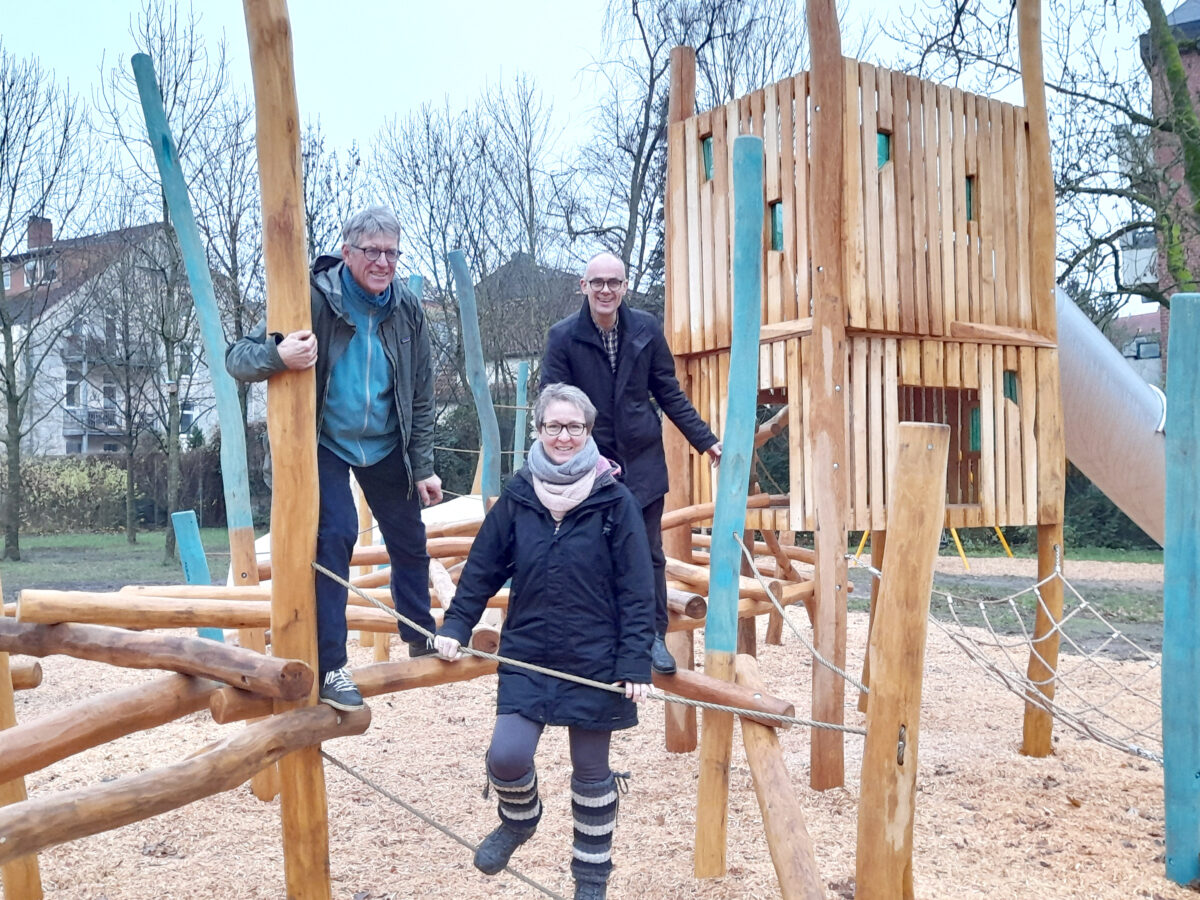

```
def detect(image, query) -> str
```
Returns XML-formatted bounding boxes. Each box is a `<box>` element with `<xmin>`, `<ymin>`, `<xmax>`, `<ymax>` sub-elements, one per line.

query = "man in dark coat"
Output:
<box><xmin>540</xmin><ymin>252</ymin><xmax>721</xmax><ymax>674</ymax></box>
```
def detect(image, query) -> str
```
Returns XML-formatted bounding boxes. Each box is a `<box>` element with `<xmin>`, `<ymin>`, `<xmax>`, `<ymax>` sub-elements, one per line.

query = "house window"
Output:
<box><xmin>65</xmin><ymin>365</ymin><xmax>82</xmax><ymax>407</ymax></box>
<box><xmin>104</xmin><ymin>312</ymin><xmax>118</xmax><ymax>343</ymax></box>
<box><xmin>103</xmin><ymin>375</ymin><xmax>117</xmax><ymax>408</ymax></box>
<box><xmin>102</xmin><ymin>442</ymin><xmax>119</xmax><ymax>453</ymax></box>
<box><xmin>178</xmin><ymin>342</ymin><xmax>195</xmax><ymax>377</ymax></box>
<box><xmin>65</xmin><ymin>438</ymin><xmax>82</xmax><ymax>454</ymax></box>
<box><xmin>2</xmin><ymin>266</ymin><xmax>9</xmax><ymax>290</ymax></box>
<box><xmin>180</xmin><ymin>400</ymin><xmax>195</xmax><ymax>431</ymax></box>
<box><xmin>1137</xmin><ymin>341</ymin><xmax>1161</xmax><ymax>360</ymax></box>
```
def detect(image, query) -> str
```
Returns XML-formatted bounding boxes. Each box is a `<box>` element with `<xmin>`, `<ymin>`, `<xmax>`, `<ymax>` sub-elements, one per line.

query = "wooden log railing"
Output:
<box><xmin>0</xmin><ymin>675</ymin><xmax>221</xmax><ymax>785</ymax></box>
<box><xmin>210</xmin><ymin>654</ymin><xmax>795</xmax><ymax>729</ymax></box>
<box><xmin>0</xmin><ymin>705</ymin><xmax>371</xmax><ymax>867</ymax></box>
<box><xmin>0</xmin><ymin>619</ymin><xmax>311</xmax><ymax>700</ymax></box>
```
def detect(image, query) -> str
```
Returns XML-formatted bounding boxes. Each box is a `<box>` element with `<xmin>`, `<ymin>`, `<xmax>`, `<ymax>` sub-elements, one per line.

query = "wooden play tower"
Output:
<box><xmin>660</xmin><ymin>0</ymin><xmax>1065</xmax><ymax>795</ymax></box>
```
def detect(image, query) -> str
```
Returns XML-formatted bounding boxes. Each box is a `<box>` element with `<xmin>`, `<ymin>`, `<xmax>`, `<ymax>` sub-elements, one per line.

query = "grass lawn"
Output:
<box><xmin>1</xmin><ymin>528</ymin><xmax>237</xmax><ymax>602</ymax></box>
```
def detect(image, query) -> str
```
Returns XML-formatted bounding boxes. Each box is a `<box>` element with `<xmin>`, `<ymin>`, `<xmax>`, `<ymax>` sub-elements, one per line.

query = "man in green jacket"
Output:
<box><xmin>226</xmin><ymin>206</ymin><xmax>440</xmax><ymax>711</ymax></box>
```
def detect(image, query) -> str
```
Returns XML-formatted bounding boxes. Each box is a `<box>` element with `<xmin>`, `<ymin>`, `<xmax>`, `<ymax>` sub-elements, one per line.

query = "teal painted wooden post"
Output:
<box><xmin>706</xmin><ymin>135</ymin><xmax>764</xmax><ymax>654</ymax></box>
<box><xmin>408</xmin><ymin>273</ymin><xmax>423</xmax><ymax>298</ymax></box>
<box><xmin>1164</xmin><ymin>292</ymin><xmax>1200</xmax><ymax>886</ymax></box>
<box><xmin>448</xmin><ymin>250</ymin><xmax>501</xmax><ymax>500</ymax></box>
<box><xmin>132</xmin><ymin>56</ymin><xmax>254</xmax><ymax>540</ymax></box>
<box><xmin>513</xmin><ymin>360</ymin><xmax>530</xmax><ymax>472</ymax></box>
<box><xmin>171</xmin><ymin>510</ymin><xmax>224</xmax><ymax>642</ymax></box>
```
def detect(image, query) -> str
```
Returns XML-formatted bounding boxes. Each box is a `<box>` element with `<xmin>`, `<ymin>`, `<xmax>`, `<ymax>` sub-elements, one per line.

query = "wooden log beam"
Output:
<box><xmin>660</xmin><ymin>491</ymin><xmax>778</xmax><ymax>531</ymax></box>
<box><xmin>667</xmin><ymin>588</ymin><xmax>706</xmax><ymax>619</ymax></box>
<box><xmin>0</xmin><ymin>675</ymin><xmax>220</xmax><ymax>785</ymax></box>
<box><xmin>212</xmin><ymin>656</ymin><xmax>502</xmax><ymax>723</ymax></box>
<box><xmin>736</xmin><ymin>654</ymin><xmax>824</xmax><ymax>899</ymax></box>
<box><xmin>257</xmin><ymin>536</ymin><xmax>479</xmax><ymax>580</ymax></box>
<box><xmin>856</xmin><ymin>424</ymin><xmax>948</xmax><ymax>900</ymax></box>
<box><xmin>10</xmin><ymin>661</ymin><xmax>40</xmax><ymax>692</ymax></box>
<box><xmin>0</xmin><ymin>705</ymin><xmax>370</xmax><ymax>867</ymax></box>
<box><xmin>0</xmin><ymin>618</ymin><xmax>312</xmax><ymax>700</ymax></box>
<box><xmin>693</xmin><ymin>532</ymin><xmax>815</xmax><ymax>565</ymax></box>
<box><xmin>666</xmin><ymin>559</ymin><xmax>810</xmax><ymax>606</ymax></box>
<box><xmin>0</xmin><ymin>597</ymin><xmax>42</xmax><ymax>898</ymax></box>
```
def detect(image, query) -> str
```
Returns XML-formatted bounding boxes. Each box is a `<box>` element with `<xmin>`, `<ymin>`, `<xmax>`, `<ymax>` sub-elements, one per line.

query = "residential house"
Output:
<box><xmin>2</xmin><ymin>216</ymin><xmax>217</xmax><ymax>456</ymax></box>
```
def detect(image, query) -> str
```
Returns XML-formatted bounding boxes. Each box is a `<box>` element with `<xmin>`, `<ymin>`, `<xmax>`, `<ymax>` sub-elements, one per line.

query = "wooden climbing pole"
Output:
<box><xmin>805</xmin><ymin>0</ymin><xmax>850</xmax><ymax>790</ymax></box>
<box><xmin>694</xmin><ymin>133</ymin><xmax>764</xmax><ymax>878</ymax></box>
<box><xmin>242</xmin><ymin>1</ymin><xmax>330</xmax><ymax>896</ymax></box>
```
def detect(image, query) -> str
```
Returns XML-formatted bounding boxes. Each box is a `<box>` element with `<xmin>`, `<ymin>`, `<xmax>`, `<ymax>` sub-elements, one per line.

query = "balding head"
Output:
<box><xmin>581</xmin><ymin>252</ymin><xmax>627</xmax><ymax>329</ymax></box>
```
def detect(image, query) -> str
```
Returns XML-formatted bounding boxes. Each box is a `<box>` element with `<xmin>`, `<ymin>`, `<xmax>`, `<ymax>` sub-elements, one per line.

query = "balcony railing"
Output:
<box><xmin>62</xmin><ymin>407</ymin><xmax>121</xmax><ymax>435</ymax></box>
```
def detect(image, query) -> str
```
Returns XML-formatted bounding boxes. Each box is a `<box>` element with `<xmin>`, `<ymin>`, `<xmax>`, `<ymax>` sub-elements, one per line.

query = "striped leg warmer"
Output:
<box><xmin>570</xmin><ymin>773</ymin><xmax>619</xmax><ymax>885</ymax></box>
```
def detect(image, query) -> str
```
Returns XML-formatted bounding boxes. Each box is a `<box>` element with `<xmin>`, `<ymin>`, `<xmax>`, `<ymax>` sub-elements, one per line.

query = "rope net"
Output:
<box><xmin>849</xmin><ymin>555</ymin><xmax>1163</xmax><ymax>765</ymax></box>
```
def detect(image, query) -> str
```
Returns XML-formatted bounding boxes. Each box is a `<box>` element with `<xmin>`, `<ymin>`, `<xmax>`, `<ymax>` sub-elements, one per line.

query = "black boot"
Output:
<box><xmin>571</xmin><ymin>772</ymin><xmax>620</xmax><ymax>897</ymax></box>
<box><xmin>650</xmin><ymin>633</ymin><xmax>676</xmax><ymax>675</ymax></box>
<box><xmin>474</xmin><ymin>766</ymin><xmax>540</xmax><ymax>875</ymax></box>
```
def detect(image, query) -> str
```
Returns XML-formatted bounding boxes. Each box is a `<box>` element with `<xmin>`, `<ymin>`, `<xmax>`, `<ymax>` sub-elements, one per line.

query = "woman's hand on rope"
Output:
<box><xmin>621</xmin><ymin>681</ymin><xmax>651</xmax><ymax>702</ymax></box>
<box><xmin>432</xmin><ymin>634</ymin><xmax>462</xmax><ymax>661</ymax></box>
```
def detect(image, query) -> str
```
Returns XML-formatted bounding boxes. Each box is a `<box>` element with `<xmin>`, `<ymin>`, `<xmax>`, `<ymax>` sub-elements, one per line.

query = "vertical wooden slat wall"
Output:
<box><xmin>664</xmin><ymin>60</ymin><xmax>1048</xmax><ymax>535</ymax></box>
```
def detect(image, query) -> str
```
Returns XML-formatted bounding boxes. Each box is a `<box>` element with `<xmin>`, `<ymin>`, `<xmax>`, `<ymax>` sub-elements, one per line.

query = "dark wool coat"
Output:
<box><xmin>439</xmin><ymin>469</ymin><xmax>655</xmax><ymax>730</ymax></box>
<box><xmin>540</xmin><ymin>302</ymin><xmax>718</xmax><ymax>507</ymax></box>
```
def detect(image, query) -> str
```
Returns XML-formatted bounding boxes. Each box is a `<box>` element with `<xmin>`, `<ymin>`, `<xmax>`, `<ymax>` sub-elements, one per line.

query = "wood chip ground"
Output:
<box><xmin>9</xmin><ymin>557</ymin><xmax>1185</xmax><ymax>898</ymax></box>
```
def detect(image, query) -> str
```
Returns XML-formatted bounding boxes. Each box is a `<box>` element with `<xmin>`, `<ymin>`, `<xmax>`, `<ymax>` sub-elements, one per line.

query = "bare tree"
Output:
<box><xmin>0</xmin><ymin>44</ymin><xmax>96</xmax><ymax>560</ymax></box>
<box><xmin>301</xmin><ymin>120</ymin><xmax>366</xmax><ymax>261</ymax></box>
<box><xmin>95</xmin><ymin>0</ymin><xmax>229</xmax><ymax>560</ymax></box>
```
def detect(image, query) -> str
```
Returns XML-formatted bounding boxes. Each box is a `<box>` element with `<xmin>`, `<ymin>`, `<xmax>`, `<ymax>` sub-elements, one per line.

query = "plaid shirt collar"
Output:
<box><xmin>596</xmin><ymin>319</ymin><xmax>618</xmax><ymax>372</ymax></box>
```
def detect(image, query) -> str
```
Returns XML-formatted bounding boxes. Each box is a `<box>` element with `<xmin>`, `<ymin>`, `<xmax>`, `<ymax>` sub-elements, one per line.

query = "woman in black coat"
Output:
<box><xmin>434</xmin><ymin>383</ymin><xmax>654</xmax><ymax>900</ymax></box>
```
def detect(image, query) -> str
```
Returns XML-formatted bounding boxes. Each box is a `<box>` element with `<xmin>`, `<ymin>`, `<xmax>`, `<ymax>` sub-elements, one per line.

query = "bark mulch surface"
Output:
<box><xmin>9</xmin><ymin>557</ymin><xmax>1183</xmax><ymax>899</ymax></box>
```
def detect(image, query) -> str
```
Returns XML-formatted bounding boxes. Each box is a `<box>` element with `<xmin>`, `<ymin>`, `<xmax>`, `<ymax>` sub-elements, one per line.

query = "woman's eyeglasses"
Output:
<box><xmin>541</xmin><ymin>421</ymin><xmax>587</xmax><ymax>436</ymax></box>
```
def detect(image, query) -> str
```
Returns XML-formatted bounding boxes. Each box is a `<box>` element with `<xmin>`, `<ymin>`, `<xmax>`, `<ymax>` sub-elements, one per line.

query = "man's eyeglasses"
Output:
<box><xmin>586</xmin><ymin>278</ymin><xmax>625</xmax><ymax>292</ymax></box>
<box><xmin>353</xmin><ymin>245</ymin><xmax>401</xmax><ymax>263</ymax></box>
<box><xmin>541</xmin><ymin>421</ymin><xmax>588</xmax><ymax>436</ymax></box>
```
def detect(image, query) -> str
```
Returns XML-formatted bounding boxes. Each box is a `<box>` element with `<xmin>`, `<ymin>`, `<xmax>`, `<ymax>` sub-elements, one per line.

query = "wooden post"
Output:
<box><xmin>858</xmin><ymin>529</ymin><xmax>885</xmax><ymax>713</ymax></box>
<box><xmin>856</xmin><ymin>423</ymin><xmax>949</xmax><ymax>900</ymax></box>
<box><xmin>448</xmin><ymin>250</ymin><xmax>500</xmax><ymax>501</ymax></box>
<box><xmin>736</xmin><ymin>654</ymin><xmax>823</xmax><ymax>900</ymax></box>
<box><xmin>1163</xmin><ymin>293</ymin><xmax>1200</xmax><ymax>886</ymax></box>
<box><xmin>513</xmin><ymin>360</ymin><xmax>530</xmax><ymax>472</ymax></box>
<box><xmin>0</xmin><ymin>587</ymin><xmax>42</xmax><ymax>899</ymax></box>
<box><xmin>242</xmin><ymin>2</ymin><xmax>330</xmax><ymax>897</ymax></box>
<box><xmin>695</xmin><ymin>134</ymin><xmax>764</xmax><ymax>879</ymax></box>
<box><xmin>1017</xmin><ymin>0</ymin><xmax>1066</xmax><ymax>758</ymax></box>
<box><xmin>662</xmin><ymin>44</ymin><xmax>700</xmax><ymax>755</ymax></box>
<box><xmin>806</xmin><ymin>0</ymin><xmax>850</xmax><ymax>790</ymax></box>
<box><xmin>10</xmin><ymin>661</ymin><xmax>41</xmax><ymax>691</ymax></box>
<box><xmin>132</xmin><ymin>54</ymin><xmax>261</xmax><ymax>642</ymax></box>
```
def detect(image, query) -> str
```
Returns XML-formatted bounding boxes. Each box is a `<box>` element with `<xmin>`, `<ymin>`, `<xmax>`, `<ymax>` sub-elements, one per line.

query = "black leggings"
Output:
<box><xmin>487</xmin><ymin>713</ymin><xmax>612</xmax><ymax>783</ymax></box>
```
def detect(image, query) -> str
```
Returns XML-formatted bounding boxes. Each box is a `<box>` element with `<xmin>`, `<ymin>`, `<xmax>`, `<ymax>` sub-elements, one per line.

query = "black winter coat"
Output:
<box><xmin>439</xmin><ymin>469</ymin><xmax>655</xmax><ymax>731</ymax></box>
<box><xmin>540</xmin><ymin>302</ymin><xmax>718</xmax><ymax>507</ymax></box>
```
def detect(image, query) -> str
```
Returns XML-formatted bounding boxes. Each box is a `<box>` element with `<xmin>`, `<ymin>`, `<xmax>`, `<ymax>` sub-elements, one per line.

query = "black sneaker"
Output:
<box><xmin>650</xmin><ymin>634</ymin><xmax>677</xmax><ymax>675</ymax></box>
<box><xmin>318</xmin><ymin>667</ymin><xmax>363</xmax><ymax>711</ymax></box>
<box><xmin>408</xmin><ymin>638</ymin><xmax>437</xmax><ymax>659</ymax></box>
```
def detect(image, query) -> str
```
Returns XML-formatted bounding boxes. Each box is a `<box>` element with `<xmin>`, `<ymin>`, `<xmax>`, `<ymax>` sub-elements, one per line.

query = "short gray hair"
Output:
<box><xmin>534</xmin><ymin>383</ymin><xmax>596</xmax><ymax>430</ymax></box>
<box><xmin>342</xmin><ymin>206</ymin><xmax>401</xmax><ymax>246</ymax></box>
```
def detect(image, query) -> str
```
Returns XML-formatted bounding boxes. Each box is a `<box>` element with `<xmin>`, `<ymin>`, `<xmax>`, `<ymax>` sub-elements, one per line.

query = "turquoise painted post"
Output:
<box><xmin>171</xmin><ymin>510</ymin><xmax>223</xmax><ymax>641</ymax></box>
<box><xmin>408</xmin><ymin>273</ymin><xmax>423</xmax><ymax>298</ymax></box>
<box><xmin>706</xmin><ymin>135</ymin><xmax>764</xmax><ymax>654</ymax></box>
<box><xmin>131</xmin><ymin>56</ymin><xmax>254</xmax><ymax>539</ymax></box>
<box><xmin>1164</xmin><ymin>292</ymin><xmax>1200</xmax><ymax>886</ymax></box>
<box><xmin>513</xmin><ymin>360</ymin><xmax>530</xmax><ymax>472</ymax></box>
<box><xmin>448</xmin><ymin>250</ymin><xmax>501</xmax><ymax>500</ymax></box>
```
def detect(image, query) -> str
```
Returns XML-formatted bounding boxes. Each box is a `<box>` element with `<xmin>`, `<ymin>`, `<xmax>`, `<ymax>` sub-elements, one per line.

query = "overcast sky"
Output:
<box><xmin>4</xmin><ymin>1</ymin><xmax>619</xmax><ymax>151</ymax></box>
